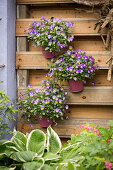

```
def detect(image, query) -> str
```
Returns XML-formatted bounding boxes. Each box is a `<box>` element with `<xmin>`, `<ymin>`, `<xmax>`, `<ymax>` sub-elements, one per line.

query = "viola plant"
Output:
<box><xmin>28</xmin><ymin>16</ymin><xmax>74</xmax><ymax>54</ymax></box>
<box><xmin>49</xmin><ymin>46</ymin><xmax>99</xmax><ymax>82</ymax></box>
<box><xmin>17</xmin><ymin>79</ymin><xmax>69</xmax><ymax>124</ymax></box>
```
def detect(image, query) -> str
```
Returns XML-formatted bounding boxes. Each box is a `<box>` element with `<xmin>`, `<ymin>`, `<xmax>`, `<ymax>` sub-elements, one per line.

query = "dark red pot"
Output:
<box><xmin>38</xmin><ymin>116</ymin><xmax>53</xmax><ymax>127</ymax></box>
<box><xmin>68</xmin><ymin>79</ymin><xmax>84</xmax><ymax>92</ymax></box>
<box><xmin>40</xmin><ymin>46</ymin><xmax>56</xmax><ymax>58</ymax></box>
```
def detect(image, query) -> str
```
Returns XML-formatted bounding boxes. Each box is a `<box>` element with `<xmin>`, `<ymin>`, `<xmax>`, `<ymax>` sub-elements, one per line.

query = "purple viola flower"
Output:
<box><xmin>29</xmin><ymin>91</ymin><xmax>33</xmax><ymax>97</ymax></box>
<box><xmin>53</xmin><ymin>88</ymin><xmax>57</xmax><ymax>93</ymax></box>
<box><xmin>45</xmin><ymin>73</ymin><xmax>49</xmax><ymax>78</ymax></box>
<box><xmin>65</xmin><ymin>105</ymin><xmax>69</xmax><ymax>109</ymax></box>
<box><xmin>41</xmin><ymin>99</ymin><xmax>45</xmax><ymax>103</ymax></box>
<box><xmin>75</xmin><ymin>69</ymin><xmax>80</xmax><ymax>74</ymax></box>
<box><xmin>64</xmin><ymin>91</ymin><xmax>68</xmax><ymax>95</ymax></box>
<box><xmin>34</xmin><ymin>98</ymin><xmax>39</xmax><ymax>104</ymax></box>
<box><xmin>63</xmin><ymin>97</ymin><xmax>65</xmax><ymax>100</ymax></box>
<box><xmin>52</xmin><ymin>95</ymin><xmax>56</xmax><ymax>99</ymax></box>
<box><xmin>59</xmin><ymin>44</ymin><xmax>64</xmax><ymax>49</ymax></box>
<box><xmin>37</xmin><ymin>33</ymin><xmax>40</xmax><ymax>37</ymax></box>
<box><xmin>48</xmin><ymin>41</ymin><xmax>52</xmax><ymax>46</ymax></box>
<box><xmin>59</xmin><ymin>99</ymin><xmax>62</xmax><ymax>103</ymax></box>
<box><xmin>71</xmin><ymin>54</ymin><xmax>75</xmax><ymax>58</ymax></box>
<box><xmin>66</xmin><ymin>66</ymin><xmax>69</xmax><ymax>71</ymax></box>
<box><xmin>28</xmin><ymin>84</ymin><xmax>32</xmax><ymax>90</ymax></box>
<box><xmin>69</xmin><ymin>46</ymin><xmax>73</xmax><ymax>50</ymax></box>
<box><xmin>75</xmin><ymin>65</ymin><xmax>79</xmax><ymax>68</ymax></box>
<box><xmin>80</xmin><ymin>69</ymin><xmax>83</xmax><ymax>73</ymax></box>
<box><xmin>56</xmin><ymin>31</ymin><xmax>60</xmax><ymax>35</ymax></box>
<box><xmin>45</xmin><ymin>91</ymin><xmax>49</xmax><ymax>95</ymax></box>
<box><xmin>55</xmin><ymin>26</ymin><xmax>58</xmax><ymax>30</ymax></box>
<box><xmin>69</xmin><ymin>67</ymin><xmax>73</xmax><ymax>72</ymax></box>
<box><xmin>40</xmin><ymin>106</ymin><xmax>44</xmax><ymax>110</ymax></box>
<box><xmin>41</xmin><ymin>16</ymin><xmax>45</xmax><ymax>22</ymax></box>
<box><xmin>55</xmin><ymin>108</ymin><xmax>59</xmax><ymax>113</ymax></box>
<box><xmin>53</xmin><ymin>17</ymin><xmax>57</xmax><ymax>23</ymax></box>
<box><xmin>67</xmin><ymin>50</ymin><xmax>71</xmax><ymax>55</ymax></box>
<box><xmin>41</xmin><ymin>26</ymin><xmax>45</xmax><ymax>31</ymax></box>
<box><xmin>76</xmin><ymin>60</ymin><xmax>80</xmax><ymax>64</ymax></box>
<box><xmin>45</xmin><ymin>31</ymin><xmax>48</xmax><ymax>35</ymax></box>
<box><xmin>66</xmin><ymin>22</ymin><xmax>70</xmax><ymax>27</ymax></box>
<box><xmin>45</xmin><ymin>20</ymin><xmax>48</xmax><ymax>24</ymax></box>
<box><xmin>50</xmin><ymin>25</ymin><xmax>53</xmax><ymax>30</ymax></box>
<box><xmin>92</xmin><ymin>82</ymin><xmax>95</xmax><ymax>85</ymax></box>
<box><xmin>18</xmin><ymin>96</ymin><xmax>22</xmax><ymax>100</ymax></box>
<box><xmin>60</xmin><ymin>112</ymin><xmax>64</xmax><ymax>116</ymax></box>
<box><xmin>46</xmin><ymin>81</ymin><xmax>50</xmax><ymax>86</ymax></box>
<box><xmin>60</xmin><ymin>87</ymin><xmax>64</xmax><ymax>91</ymax></box>
<box><xmin>48</xmin><ymin>35</ymin><xmax>51</xmax><ymax>39</ymax></box>
<box><xmin>18</xmin><ymin>105</ymin><xmax>22</xmax><ymax>110</ymax></box>
<box><xmin>77</xmin><ymin>49</ymin><xmax>81</xmax><ymax>54</ymax></box>
<box><xmin>47</xmin><ymin>99</ymin><xmax>51</xmax><ymax>104</ymax></box>
<box><xmin>58</xmin><ymin>19</ymin><xmax>62</xmax><ymax>22</ymax></box>
<box><xmin>70</xmin><ymin>72</ymin><xmax>74</xmax><ymax>76</ymax></box>
<box><xmin>55</xmin><ymin>97</ymin><xmax>58</xmax><ymax>101</ymax></box>
<box><xmin>57</xmin><ymin>67</ymin><xmax>62</xmax><ymax>71</ymax></box>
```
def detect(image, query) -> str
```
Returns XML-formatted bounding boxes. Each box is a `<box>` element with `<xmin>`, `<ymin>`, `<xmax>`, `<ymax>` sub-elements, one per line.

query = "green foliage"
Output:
<box><xmin>0</xmin><ymin>82</ymin><xmax>16</xmax><ymax>137</ymax></box>
<box><xmin>0</xmin><ymin>127</ymin><xmax>62</xmax><ymax>170</ymax></box>
<box><xmin>63</xmin><ymin>121</ymin><xmax>113</xmax><ymax>169</ymax></box>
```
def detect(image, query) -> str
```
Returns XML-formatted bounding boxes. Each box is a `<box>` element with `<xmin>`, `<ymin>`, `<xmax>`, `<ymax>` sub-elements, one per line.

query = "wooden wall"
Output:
<box><xmin>16</xmin><ymin>0</ymin><xmax>113</xmax><ymax>143</ymax></box>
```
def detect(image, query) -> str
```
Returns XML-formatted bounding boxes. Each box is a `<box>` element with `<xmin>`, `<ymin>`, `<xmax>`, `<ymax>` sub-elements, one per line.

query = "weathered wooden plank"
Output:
<box><xmin>29</xmin><ymin>6</ymin><xmax>100</xmax><ymax>19</ymax></box>
<box><xmin>16</xmin><ymin>0</ymin><xmax>75</xmax><ymax>4</ymax></box>
<box><xmin>29</xmin><ymin>70</ymin><xmax>113</xmax><ymax>86</ymax></box>
<box><xmin>17</xmin><ymin>5</ymin><xmax>29</xmax><ymax>87</ymax></box>
<box><xmin>16</xmin><ymin>18</ymin><xmax>106</xmax><ymax>36</ymax></box>
<box><xmin>16</xmin><ymin>51</ymin><xmax>110</xmax><ymax>69</ymax></box>
<box><xmin>17</xmin><ymin>105</ymin><xmax>113</xmax><ymax>137</ymax></box>
<box><xmin>18</xmin><ymin>86</ymin><xmax>113</xmax><ymax>105</ymax></box>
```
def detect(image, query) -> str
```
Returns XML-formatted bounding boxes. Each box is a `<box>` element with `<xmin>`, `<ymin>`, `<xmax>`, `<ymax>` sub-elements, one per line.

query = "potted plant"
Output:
<box><xmin>49</xmin><ymin>46</ymin><xmax>99</xmax><ymax>92</ymax></box>
<box><xmin>17</xmin><ymin>79</ymin><xmax>69</xmax><ymax>127</ymax></box>
<box><xmin>28</xmin><ymin>16</ymin><xmax>74</xmax><ymax>58</ymax></box>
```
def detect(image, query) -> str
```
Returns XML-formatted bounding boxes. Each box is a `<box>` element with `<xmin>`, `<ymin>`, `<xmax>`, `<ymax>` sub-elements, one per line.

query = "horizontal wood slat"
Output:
<box><xmin>18</xmin><ymin>86</ymin><xmax>113</xmax><ymax>105</ymax></box>
<box><xmin>29</xmin><ymin>70</ymin><xmax>113</xmax><ymax>86</ymax></box>
<box><xmin>16</xmin><ymin>51</ymin><xmax>110</xmax><ymax>69</ymax></box>
<box><xmin>17</xmin><ymin>105</ymin><xmax>113</xmax><ymax>137</ymax></box>
<box><xmin>16</xmin><ymin>0</ymin><xmax>74</xmax><ymax>4</ymax></box>
<box><xmin>16</xmin><ymin>18</ymin><xmax>106</xmax><ymax>36</ymax></box>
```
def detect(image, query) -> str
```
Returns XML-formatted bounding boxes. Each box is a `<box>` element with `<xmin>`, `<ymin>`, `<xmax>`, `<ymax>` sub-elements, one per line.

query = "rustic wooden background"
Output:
<box><xmin>16</xmin><ymin>0</ymin><xmax>113</xmax><ymax>143</ymax></box>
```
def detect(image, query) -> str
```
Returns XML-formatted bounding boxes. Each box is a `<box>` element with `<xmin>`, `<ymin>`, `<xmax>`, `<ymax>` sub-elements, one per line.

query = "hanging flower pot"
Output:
<box><xmin>40</xmin><ymin>46</ymin><xmax>56</xmax><ymax>58</ymax></box>
<box><xmin>38</xmin><ymin>116</ymin><xmax>53</xmax><ymax>127</ymax></box>
<box><xmin>68</xmin><ymin>79</ymin><xmax>84</xmax><ymax>92</ymax></box>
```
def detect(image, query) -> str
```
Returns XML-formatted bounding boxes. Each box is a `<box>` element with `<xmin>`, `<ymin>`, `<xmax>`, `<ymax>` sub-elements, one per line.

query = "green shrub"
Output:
<box><xmin>0</xmin><ymin>81</ymin><xmax>16</xmax><ymax>137</ymax></box>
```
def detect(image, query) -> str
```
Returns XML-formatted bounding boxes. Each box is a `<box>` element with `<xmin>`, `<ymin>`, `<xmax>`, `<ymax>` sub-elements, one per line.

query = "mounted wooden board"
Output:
<box><xmin>16</xmin><ymin>18</ymin><xmax>106</xmax><ymax>36</ymax></box>
<box><xmin>29</xmin><ymin>70</ymin><xmax>113</xmax><ymax>86</ymax></box>
<box><xmin>17</xmin><ymin>105</ymin><xmax>113</xmax><ymax>137</ymax></box>
<box><xmin>28</xmin><ymin>37</ymin><xmax>110</xmax><ymax>52</ymax></box>
<box><xmin>16</xmin><ymin>0</ymin><xmax>74</xmax><ymax>4</ymax></box>
<box><xmin>16</xmin><ymin>51</ymin><xmax>110</xmax><ymax>69</ymax></box>
<box><xmin>18</xmin><ymin>85</ymin><xmax>113</xmax><ymax>105</ymax></box>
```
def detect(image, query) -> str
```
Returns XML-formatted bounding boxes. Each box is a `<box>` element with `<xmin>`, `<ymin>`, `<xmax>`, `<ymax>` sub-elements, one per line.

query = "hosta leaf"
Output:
<box><xmin>11</xmin><ymin>131</ymin><xmax>27</xmax><ymax>151</ymax></box>
<box><xmin>10</xmin><ymin>151</ymin><xmax>37</xmax><ymax>163</ymax></box>
<box><xmin>26</xmin><ymin>129</ymin><xmax>46</xmax><ymax>156</ymax></box>
<box><xmin>22</xmin><ymin>159</ymin><xmax>44</xmax><ymax>170</ymax></box>
<box><xmin>47</xmin><ymin>126</ymin><xmax>62</xmax><ymax>154</ymax></box>
<box><xmin>43</xmin><ymin>152</ymin><xmax>61</xmax><ymax>161</ymax></box>
<box><xmin>42</xmin><ymin>164</ymin><xmax>57</xmax><ymax>170</ymax></box>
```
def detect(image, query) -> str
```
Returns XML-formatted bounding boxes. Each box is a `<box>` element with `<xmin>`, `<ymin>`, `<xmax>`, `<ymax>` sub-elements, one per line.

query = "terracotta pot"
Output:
<box><xmin>68</xmin><ymin>79</ymin><xmax>84</xmax><ymax>92</ymax></box>
<box><xmin>38</xmin><ymin>116</ymin><xmax>53</xmax><ymax>127</ymax></box>
<box><xmin>40</xmin><ymin>46</ymin><xmax>56</xmax><ymax>58</ymax></box>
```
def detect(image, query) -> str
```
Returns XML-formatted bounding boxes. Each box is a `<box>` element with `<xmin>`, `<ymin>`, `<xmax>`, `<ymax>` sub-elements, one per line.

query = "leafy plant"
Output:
<box><xmin>0</xmin><ymin>81</ymin><xmax>16</xmax><ymax>138</ymax></box>
<box><xmin>17</xmin><ymin>78</ymin><xmax>69</xmax><ymax>123</ymax></box>
<box><xmin>63</xmin><ymin>121</ymin><xmax>113</xmax><ymax>170</ymax></box>
<box><xmin>0</xmin><ymin>127</ymin><xmax>62</xmax><ymax>170</ymax></box>
<box><xmin>49</xmin><ymin>46</ymin><xmax>99</xmax><ymax>82</ymax></box>
<box><xmin>28</xmin><ymin>16</ymin><xmax>74</xmax><ymax>53</ymax></box>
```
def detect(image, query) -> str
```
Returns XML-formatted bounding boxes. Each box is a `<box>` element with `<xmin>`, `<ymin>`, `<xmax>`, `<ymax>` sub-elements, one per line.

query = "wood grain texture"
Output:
<box><xmin>16</xmin><ymin>18</ymin><xmax>106</xmax><ymax>36</ymax></box>
<box><xmin>29</xmin><ymin>70</ymin><xmax>113</xmax><ymax>86</ymax></box>
<box><xmin>17</xmin><ymin>105</ymin><xmax>113</xmax><ymax>137</ymax></box>
<box><xmin>16</xmin><ymin>51</ymin><xmax>110</xmax><ymax>69</ymax></box>
<box><xmin>16</xmin><ymin>0</ymin><xmax>74</xmax><ymax>4</ymax></box>
<box><xmin>18</xmin><ymin>85</ymin><xmax>113</xmax><ymax>105</ymax></box>
<box><xmin>29</xmin><ymin>37</ymin><xmax>110</xmax><ymax>51</ymax></box>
